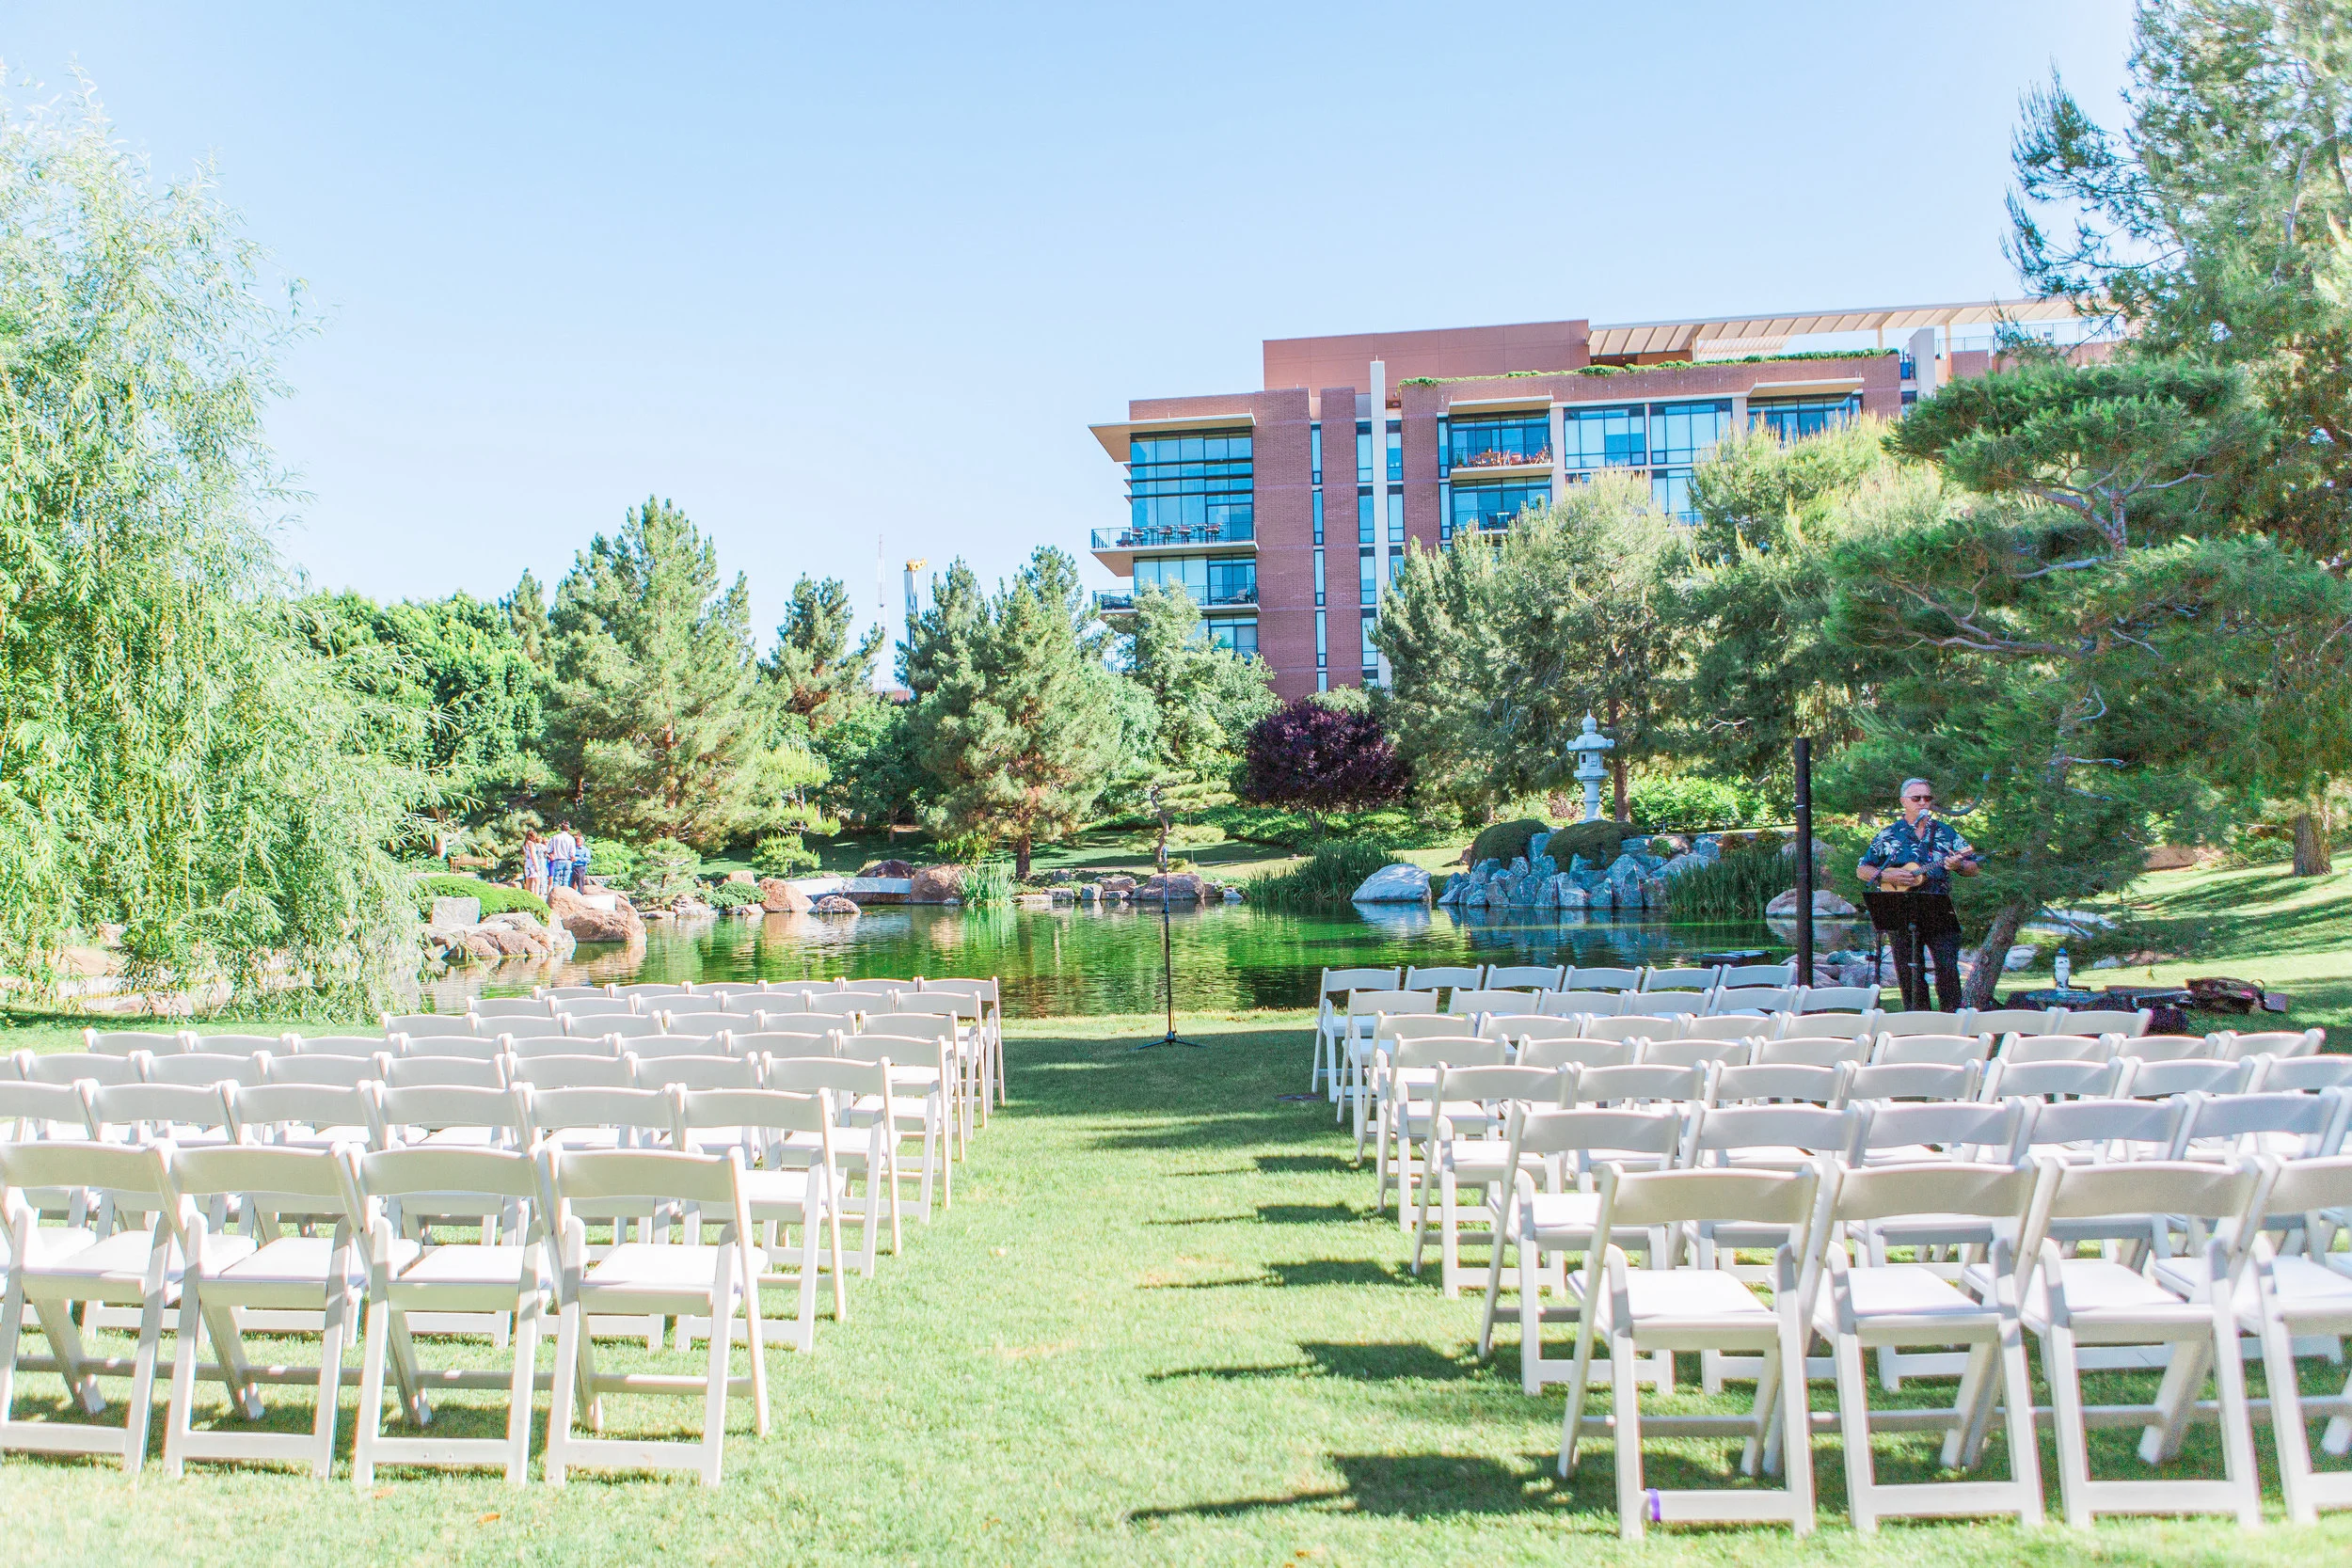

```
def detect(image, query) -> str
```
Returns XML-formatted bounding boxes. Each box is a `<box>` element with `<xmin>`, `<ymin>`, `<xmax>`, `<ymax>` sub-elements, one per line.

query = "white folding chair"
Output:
<box><xmin>1473</xmin><ymin>1102</ymin><xmax>1690</xmax><ymax>1393</ymax></box>
<box><xmin>536</xmin><ymin>985</ymin><xmax>612</xmax><ymax>1002</ymax></box>
<box><xmin>1556</xmin><ymin>1163</ymin><xmax>1822</xmax><ymax>1541</ymax></box>
<box><xmin>631</xmin><ymin>1053</ymin><xmax>759</xmax><ymax>1092</ymax></box>
<box><xmin>299</xmin><ymin>1034</ymin><xmax>397</xmax><ymax>1058</ymax></box>
<box><xmin>1487</xmin><ymin>964</ymin><xmax>1568</xmax><ymax>990</ymax></box>
<box><xmin>743</xmin><ymin>993</ymin><xmax>806</xmax><ymax>1018</ymax></box>
<box><xmin>1708</xmin><ymin>987</ymin><xmax>1799</xmax><ymax>1017</ymax></box>
<box><xmin>1638</xmin><ymin>1038</ymin><xmax>1753</xmax><ymax>1071</ymax></box>
<box><xmin>84</xmin><ymin>1029</ymin><xmax>190</xmax><ymax>1057</ymax></box>
<box><xmin>1706</xmin><ymin>1064</ymin><xmax>1852</xmax><ymax>1110</ymax></box>
<box><xmin>1573</xmin><ymin>1063</ymin><xmax>1708</xmax><ymax>1109</ymax></box>
<box><xmin>349</xmin><ymin>1146</ymin><xmax>552</xmax><ymax>1486</ymax></box>
<box><xmin>390</xmin><ymin>1035</ymin><xmax>503</xmax><ymax>1061</ymax></box>
<box><xmin>383</xmin><ymin>1054</ymin><xmax>508</xmax><ymax>1089</ymax></box>
<box><xmin>1964</xmin><ymin>1007</ymin><xmax>2061</xmax><ymax>1038</ymax></box>
<box><xmin>368</xmin><ymin>1084</ymin><xmax>527</xmax><ymax>1150</ymax></box>
<box><xmin>1445</xmin><ymin>988</ymin><xmax>1543</xmax><ymax>1020</ymax></box>
<box><xmin>1756</xmin><ymin>1035</ymin><xmax>1869</xmax><ymax>1068</ymax></box>
<box><xmin>1774</xmin><ymin>1009</ymin><xmax>1879</xmax><ymax>1040</ymax></box>
<box><xmin>1336</xmin><ymin>990</ymin><xmax>1438</xmax><ymax>1135</ymax></box>
<box><xmin>1641</xmin><ymin>966</ymin><xmax>1723</xmax><ymax>993</ymax></box>
<box><xmin>1375</xmin><ymin>1036</ymin><xmax>1506</xmax><ymax>1219</ymax></box>
<box><xmin>1970</xmin><ymin>1157</ymin><xmax>2267</xmax><ymax>1528</ymax></box>
<box><xmin>1978</xmin><ymin>1057</ymin><xmax>2124</xmax><ymax>1103</ymax></box>
<box><xmin>736</xmin><ymin>1028</ymin><xmax>842</xmax><ymax>1059</ymax></box>
<box><xmin>1561</xmin><ymin>965</ymin><xmax>1638</xmax><ymax>991</ymax></box>
<box><xmin>1844</xmin><ymin>1060</ymin><xmax>1980</xmax><ymax>1103</ymax></box>
<box><xmin>233</xmin><ymin>1083</ymin><xmax>375</xmax><ymax>1151</ymax></box>
<box><xmin>2115</xmin><ymin>1034</ymin><xmax>2218</xmax><ymax>1063</ymax></box>
<box><xmin>509</xmin><ymin>1055</ymin><xmax>636</xmax><ymax>1092</ymax></box>
<box><xmin>1810</xmin><ymin>1159</ymin><xmax>2054</xmax><ymax>1531</ymax></box>
<box><xmin>628</xmin><ymin>1035</ymin><xmax>725</xmax><ymax>1062</ymax></box>
<box><xmin>1797</xmin><ymin>986</ymin><xmax>1882</xmax><ymax>1014</ymax></box>
<box><xmin>1872</xmin><ymin>1032</ymin><xmax>1994</xmax><ymax>1067</ymax></box>
<box><xmin>143</xmin><ymin>1052</ymin><xmax>267</xmax><ymax>1088</ymax></box>
<box><xmin>0</xmin><ymin>1141</ymin><xmax>180</xmax><ymax>1473</ymax></box>
<box><xmin>1408</xmin><ymin>1063</ymin><xmax>1566</xmax><ymax>1296</ymax></box>
<box><xmin>1633</xmin><ymin>990</ymin><xmax>1710</xmax><ymax>1018</ymax></box>
<box><xmin>1361</xmin><ymin>1016</ymin><xmax>1486</xmax><ymax>1161</ymax></box>
<box><xmin>470</xmin><ymin>998</ymin><xmax>554</xmax><ymax>1021</ymax></box>
<box><xmin>803</xmin><ymin>994</ymin><xmax>867</xmax><ymax>1022</ymax></box>
<box><xmin>541</xmin><ymin>1148</ymin><xmax>767</xmax><ymax>1486</ymax></box>
<box><xmin>672</xmin><ymin>1088</ymin><xmax>844</xmax><ymax>1351</ymax></box>
<box><xmin>482</xmin><ymin>1016</ymin><xmax>568</xmax><ymax>1040</ymax></box>
<box><xmin>1678</xmin><ymin>1015</ymin><xmax>1767</xmax><ymax>1045</ymax></box>
<box><xmin>1998</xmin><ymin>1032</ymin><xmax>2118</xmax><ymax>1065</ymax></box>
<box><xmin>2253</xmin><ymin>1054</ymin><xmax>2352</xmax><ymax>1094</ymax></box>
<box><xmin>2117</xmin><ymin>1057</ymin><xmax>2256</xmax><ymax>1100</ymax></box>
<box><xmin>1516</xmin><ymin>1037</ymin><xmax>1636</xmax><ymax>1072</ymax></box>
<box><xmin>1580</xmin><ymin>1015</ymin><xmax>1681</xmax><ymax>1046</ymax></box>
<box><xmin>2227</xmin><ymin>1156</ymin><xmax>2352</xmax><ymax>1523</ymax></box>
<box><xmin>554</xmin><ymin>999</ymin><xmax>638</xmax><ymax>1022</ymax></box>
<box><xmin>86</xmin><ymin>1082</ymin><xmax>237</xmax><ymax>1152</ymax></box>
<box><xmin>841</xmin><ymin>1032</ymin><xmax>952</xmax><ymax>1217</ymax></box>
<box><xmin>21</xmin><ymin>1053</ymin><xmax>139</xmax><ymax>1087</ymax></box>
<box><xmin>761</xmin><ymin>1057</ymin><xmax>898</xmax><ymax>1271</ymax></box>
<box><xmin>613</xmin><ymin>983</ymin><xmax>695</xmax><ymax>1004</ymax></box>
<box><xmin>1539</xmin><ymin>990</ymin><xmax>1626</xmax><ymax>1019</ymax></box>
<box><xmin>1721</xmin><ymin>963</ymin><xmax>1798</xmax><ymax>988</ymax></box>
<box><xmin>698</xmin><ymin>983</ymin><xmax>769</xmax><ymax>1009</ymax></box>
<box><xmin>159</xmin><ymin>1145</ymin><xmax>365</xmax><ymax>1479</ymax></box>
<box><xmin>660</xmin><ymin>1012</ymin><xmax>739</xmax><ymax>1040</ymax></box>
<box><xmin>1403</xmin><ymin>964</ymin><xmax>1484</xmax><ymax>997</ymax></box>
<box><xmin>1494</xmin><ymin>1017</ymin><xmax>1608</xmax><ymax>1051</ymax></box>
<box><xmin>2215</xmin><ymin>1027</ymin><xmax>2327</xmax><ymax>1061</ymax></box>
<box><xmin>1877</xmin><ymin>1010</ymin><xmax>1970</xmax><ymax>1037</ymax></box>
<box><xmin>2061</xmin><ymin>1008</ymin><xmax>2153</xmax><ymax>1037</ymax></box>
<box><xmin>183</xmin><ymin>1032</ymin><xmax>293</xmax><ymax>1058</ymax></box>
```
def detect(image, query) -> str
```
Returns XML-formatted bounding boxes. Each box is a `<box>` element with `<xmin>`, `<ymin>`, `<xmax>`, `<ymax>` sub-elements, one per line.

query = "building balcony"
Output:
<box><xmin>1450</xmin><ymin>447</ymin><xmax>1552</xmax><ymax>472</ymax></box>
<box><xmin>1092</xmin><ymin>586</ymin><xmax>1258</xmax><ymax>622</ymax></box>
<box><xmin>1089</xmin><ymin>519</ymin><xmax>1256</xmax><ymax>574</ymax></box>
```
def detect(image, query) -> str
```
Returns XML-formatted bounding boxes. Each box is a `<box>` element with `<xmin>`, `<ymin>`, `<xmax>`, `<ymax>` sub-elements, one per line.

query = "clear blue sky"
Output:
<box><xmin>3</xmin><ymin>2</ymin><xmax>2134</xmax><ymax>647</ymax></box>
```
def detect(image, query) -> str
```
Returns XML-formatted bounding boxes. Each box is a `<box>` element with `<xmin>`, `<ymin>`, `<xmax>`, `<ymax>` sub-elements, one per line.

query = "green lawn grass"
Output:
<box><xmin>4</xmin><ymin>1011</ymin><xmax>2351</xmax><ymax>1562</ymax></box>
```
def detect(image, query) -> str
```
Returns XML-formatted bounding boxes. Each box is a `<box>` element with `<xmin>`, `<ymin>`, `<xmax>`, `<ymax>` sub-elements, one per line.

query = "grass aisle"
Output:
<box><xmin>4</xmin><ymin>1012</ymin><xmax>2351</xmax><ymax>1563</ymax></box>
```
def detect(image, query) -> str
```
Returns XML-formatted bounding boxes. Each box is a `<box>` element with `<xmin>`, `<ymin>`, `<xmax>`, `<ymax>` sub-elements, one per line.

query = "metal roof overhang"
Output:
<box><xmin>1586</xmin><ymin>297</ymin><xmax>2084</xmax><ymax>360</ymax></box>
<box><xmin>1088</xmin><ymin>410</ymin><xmax>1256</xmax><ymax>463</ymax></box>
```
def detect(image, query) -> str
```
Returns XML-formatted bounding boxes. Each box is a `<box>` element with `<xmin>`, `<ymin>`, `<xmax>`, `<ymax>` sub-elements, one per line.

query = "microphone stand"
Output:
<box><xmin>1134</xmin><ymin>784</ymin><xmax>1201</xmax><ymax>1052</ymax></box>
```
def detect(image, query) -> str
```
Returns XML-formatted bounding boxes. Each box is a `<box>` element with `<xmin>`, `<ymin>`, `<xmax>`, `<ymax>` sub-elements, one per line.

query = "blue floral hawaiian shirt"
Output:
<box><xmin>1858</xmin><ymin>816</ymin><xmax>1976</xmax><ymax>896</ymax></box>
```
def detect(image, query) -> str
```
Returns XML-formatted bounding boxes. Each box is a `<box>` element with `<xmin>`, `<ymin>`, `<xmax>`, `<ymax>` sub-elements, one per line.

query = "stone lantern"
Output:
<box><xmin>1566</xmin><ymin>714</ymin><xmax>1613</xmax><ymax>823</ymax></box>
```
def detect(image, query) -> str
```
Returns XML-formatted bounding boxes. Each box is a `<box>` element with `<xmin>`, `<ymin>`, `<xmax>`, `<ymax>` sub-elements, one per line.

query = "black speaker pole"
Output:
<box><xmin>1793</xmin><ymin>737</ymin><xmax>1816</xmax><ymax>985</ymax></box>
<box><xmin>1134</xmin><ymin>784</ymin><xmax>1200</xmax><ymax>1051</ymax></box>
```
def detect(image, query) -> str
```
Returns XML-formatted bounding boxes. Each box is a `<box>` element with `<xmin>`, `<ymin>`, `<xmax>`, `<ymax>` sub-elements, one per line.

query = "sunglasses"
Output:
<box><xmin>1903</xmin><ymin>793</ymin><xmax>1935</xmax><ymax>802</ymax></box>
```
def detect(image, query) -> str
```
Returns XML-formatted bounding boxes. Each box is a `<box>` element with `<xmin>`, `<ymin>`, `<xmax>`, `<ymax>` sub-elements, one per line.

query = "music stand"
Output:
<box><xmin>1134</xmin><ymin>784</ymin><xmax>1201</xmax><ymax>1052</ymax></box>
<box><xmin>1863</xmin><ymin>889</ymin><xmax>1961</xmax><ymax>1011</ymax></box>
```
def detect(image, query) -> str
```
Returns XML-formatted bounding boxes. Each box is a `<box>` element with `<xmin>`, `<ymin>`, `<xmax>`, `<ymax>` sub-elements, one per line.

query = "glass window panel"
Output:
<box><xmin>1386</xmin><ymin>426</ymin><xmax>1402</xmax><ymax>483</ymax></box>
<box><xmin>1358</xmin><ymin>489</ymin><xmax>1374</xmax><ymax>544</ymax></box>
<box><xmin>1359</xmin><ymin>549</ymin><xmax>1376</xmax><ymax>604</ymax></box>
<box><xmin>1388</xmin><ymin>489</ymin><xmax>1404</xmax><ymax>542</ymax></box>
<box><xmin>1312</xmin><ymin>547</ymin><xmax>1325</xmax><ymax>604</ymax></box>
<box><xmin>1447</xmin><ymin>479</ymin><xmax>1550</xmax><ymax>534</ymax></box>
<box><xmin>1357</xmin><ymin>424</ymin><xmax>1373</xmax><ymax>483</ymax></box>
<box><xmin>1749</xmin><ymin>394</ymin><xmax>1862</xmax><ymax>441</ymax></box>
<box><xmin>1315</xmin><ymin>609</ymin><xmax>1327</xmax><ymax>665</ymax></box>
<box><xmin>1448</xmin><ymin>412</ymin><xmax>1551</xmax><ymax>470</ymax></box>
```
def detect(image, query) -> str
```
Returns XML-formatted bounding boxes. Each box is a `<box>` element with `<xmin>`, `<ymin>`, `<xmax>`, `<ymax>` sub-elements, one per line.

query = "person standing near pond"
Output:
<box><xmin>547</xmin><ymin>822</ymin><xmax>578</xmax><ymax>893</ymax></box>
<box><xmin>568</xmin><ymin>828</ymin><xmax>594</xmax><ymax>893</ymax></box>
<box><xmin>1855</xmin><ymin>777</ymin><xmax>1979</xmax><ymax>1010</ymax></box>
<box><xmin>521</xmin><ymin>829</ymin><xmax>550</xmax><ymax>901</ymax></box>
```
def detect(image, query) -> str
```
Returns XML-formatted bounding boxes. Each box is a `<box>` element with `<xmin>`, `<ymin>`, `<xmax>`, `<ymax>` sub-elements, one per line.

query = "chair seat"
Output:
<box><xmin>1965</xmin><ymin>1256</ymin><xmax>2187</xmax><ymax>1324</ymax></box>
<box><xmin>6</xmin><ymin>1225</ymin><xmax>95</xmax><ymax>1268</ymax></box>
<box><xmin>2153</xmin><ymin>1253</ymin><xmax>2352</xmax><ymax>1325</ymax></box>
<box><xmin>1444</xmin><ymin>1142</ymin><xmax>1534</xmax><ymax>1179</ymax></box>
<box><xmin>1523</xmin><ymin>1192</ymin><xmax>1603</xmax><ymax>1241</ymax></box>
<box><xmin>581</xmin><ymin>1242</ymin><xmax>733</xmax><ymax>1303</ymax></box>
<box><xmin>1616</xmin><ymin>1267</ymin><xmax>1774</xmax><ymax>1325</ymax></box>
<box><xmin>35</xmin><ymin>1227</ymin><xmax>236</xmax><ymax>1289</ymax></box>
<box><xmin>392</xmin><ymin>1243</ymin><xmax>532</xmax><ymax>1291</ymax></box>
<box><xmin>1825</xmin><ymin>1263</ymin><xmax>1987</xmax><ymax>1326</ymax></box>
<box><xmin>739</xmin><ymin>1169</ymin><xmax>819</xmax><ymax>1210</ymax></box>
<box><xmin>215</xmin><ymin>1235</ymin><xmax>356</xmax><ymax>1288</ymax></box>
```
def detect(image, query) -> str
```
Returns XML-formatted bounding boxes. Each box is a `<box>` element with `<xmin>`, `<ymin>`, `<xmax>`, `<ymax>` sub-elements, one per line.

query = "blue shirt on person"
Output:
<box><xmin>1858</xmin><ymin>816</ymin><xmax>1976</xmax><ymax>896</ymax></box>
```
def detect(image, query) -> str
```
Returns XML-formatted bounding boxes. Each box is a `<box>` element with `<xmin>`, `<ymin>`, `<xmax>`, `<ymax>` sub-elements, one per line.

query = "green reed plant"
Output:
<box><xmin>1663</xmin><ymin>836</ymin><xmax>1788</xmax><ymax>921</ymax></box>
<box><xmin>1243</xmin><ymin>840</ymin><xmax>1405</xmax><ymax>911</ymax></box>
<box><xmin>964</xmin><ymin>854</ymin><xmax>1017</xmax><ymax>907</ymax></box>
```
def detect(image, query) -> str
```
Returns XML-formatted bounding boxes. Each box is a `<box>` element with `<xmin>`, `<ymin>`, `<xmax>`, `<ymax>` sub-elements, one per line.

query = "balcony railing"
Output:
<box><xmin>1449</xmin><ymin>447</ymin><xmax>1553</xmax><ymax>471</ymax></box>
<box><xmin>1092</xmin><ymin>585</ymin><xmax>1258</xmax><ymax>614</ymax></box>
<box><xmin>1090</xmin><ymin>519</ymin><xmax>1255</xmax><ymax>551</ymax></box>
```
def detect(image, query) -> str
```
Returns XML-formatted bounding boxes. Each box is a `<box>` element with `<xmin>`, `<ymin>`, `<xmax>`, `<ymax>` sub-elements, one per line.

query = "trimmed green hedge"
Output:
<box><xmin>411</xmin><ymin>875</ymin><xmax>548</xmax><ymax>920</ymax></box>
<box><xmin>1545</xmin><ymin>819</ymin><xmax>1641</xmax><ymax>868</ymax></box>
<box><xmin>1468</xmin><ymin>817</ymin><xmax>1549</xmax><ymax>868</ymax></box>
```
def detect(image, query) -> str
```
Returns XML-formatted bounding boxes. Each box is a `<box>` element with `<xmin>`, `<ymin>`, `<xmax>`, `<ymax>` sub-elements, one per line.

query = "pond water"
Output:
<box><xmin>433</xmin><ymin>905</ymin><xmax>1810</xmax><ymax>1021</ymax></box>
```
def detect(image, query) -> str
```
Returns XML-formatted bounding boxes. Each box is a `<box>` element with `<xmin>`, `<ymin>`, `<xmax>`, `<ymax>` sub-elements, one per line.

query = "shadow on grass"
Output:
<box><xmin>1254</xmin><ymin>1202</ymin><xmax>1359</xmax><ymax>1226</ymax></box>
<box><xmin>1152</xmin><ymin>1341</ymin><xmax>1482</xmax><ymax>1385</ymax></box>
<box><xmin>1252</xmin><ymin>1152</ymin><xmax>1352</xmax><ymax>1174</ymax></box>
<box><xmin>1129</xmin><ymin>1451</ymin><xmax>1568</xmax><ymax>1519</ymax></box>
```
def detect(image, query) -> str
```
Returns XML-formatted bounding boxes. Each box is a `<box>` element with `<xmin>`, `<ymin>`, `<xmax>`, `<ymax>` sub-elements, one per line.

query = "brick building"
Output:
<box><xmin>1087</xmin><ymin>299</ymin><xmax>2090</xmax><ymax>701</ymax></box>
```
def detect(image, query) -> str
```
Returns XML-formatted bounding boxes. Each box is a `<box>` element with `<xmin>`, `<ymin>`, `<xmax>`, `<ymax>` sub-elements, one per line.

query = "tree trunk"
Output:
<box><xmin>2292</xmin><ymin>810</ymin><xmax>2334</xmax><ymax>876</ymax></box>
<box><xmin>1963</xmin><ymin>902</ymin><xmax>2030</xmax><ymax>1010</ymax></box>
<box><xmin>1014</xmin><ymin>834</ymin><xmax>1032</xmax><ymax>881</ymax></box>
<box><xmin>1607</xmin><ymin>698</ymin><xmax>1629</xmax><ymax>822</ymax></box>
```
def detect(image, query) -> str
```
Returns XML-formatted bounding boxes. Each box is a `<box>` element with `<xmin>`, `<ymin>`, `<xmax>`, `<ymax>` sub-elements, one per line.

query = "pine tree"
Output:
<box><xmin>504</xmin><ymin>570</ymin><xmax>550</xmax><ymax>668</ymax></box>
<box><xmin>766</xmin><ymin>575</ymin><xmax>885</xmax><ymax>731</ymax></box>
<box><xmin>546</xmin><ymin>497</ymin><xmax>782</xmax><ymax>848</ymax></box>
<box><xmin>1124</xmin><ymin>584</ymin><xmax>1276</xmax><ymax>785</ymax></box>
<box><xmin>907</xmin><ymin>547</ymin><xmax>1123</xmax><ymax>878</ymax></box>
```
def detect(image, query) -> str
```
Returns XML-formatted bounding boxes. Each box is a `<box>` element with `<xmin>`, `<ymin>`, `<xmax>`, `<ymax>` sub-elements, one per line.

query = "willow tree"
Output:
<box><xmin>0</xmin><ymin>80</ymin><xmax>421</xmax><ymax>1006</ymax></box>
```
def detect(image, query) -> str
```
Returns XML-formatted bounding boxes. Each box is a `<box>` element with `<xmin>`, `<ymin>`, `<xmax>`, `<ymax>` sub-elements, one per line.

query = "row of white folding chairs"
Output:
<box><xmin>1460</xmin><ymin>1130</ymin><xmax>2352</xmax><ymax>1536</ymax></box>
<box><xmin>1316</xmin><ymin>961</ymin><xmax>1803</xmax><ymax>999</ymax></box>
<box><xmin>0</xmin><ymin>1130</ymin><xmax>865</xmax><ymax>1485</ymax></box>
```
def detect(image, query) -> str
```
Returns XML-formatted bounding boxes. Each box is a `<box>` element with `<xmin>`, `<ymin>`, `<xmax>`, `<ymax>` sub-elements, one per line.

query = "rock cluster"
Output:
<box><xmin>425</xmin><ymin>909</ymin><xmax>577</xmax><ymax>966</ymax></box>
<box><xmin>548</xmin><ymin>884</ymin><xmax>646</xmax><ymax>945</ymax></box>
<box><xmin>1438</xmin><ymin>831</ymin><xmax>1723</xmax><ymax>913</ymax></box>
<box><xmin>757</xmin><ymin>877</ymin><xmax>813</xmax><ymax>914</ymax></box>
<box><xmin>812</xmin><ymin>895</ymin><xmax>861</xmax><ymax>915</ymax></box>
